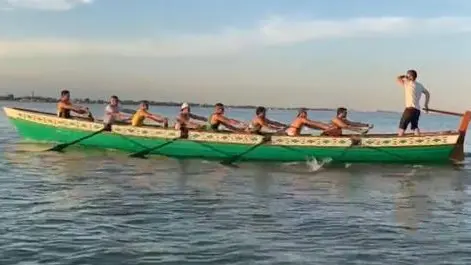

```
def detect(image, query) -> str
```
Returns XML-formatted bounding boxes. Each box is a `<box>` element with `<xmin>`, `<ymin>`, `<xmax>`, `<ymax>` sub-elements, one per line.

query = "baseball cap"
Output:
<box><xmin>181</xmin><ymin>102</ymin><xmax>189</xmax><ymax>110</ymax></box>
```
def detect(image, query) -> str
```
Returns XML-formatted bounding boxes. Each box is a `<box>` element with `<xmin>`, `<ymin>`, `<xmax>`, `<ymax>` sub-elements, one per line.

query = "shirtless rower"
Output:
<box><xmin>325</xmin><ymin>107</ymin><xmax>373</xmax><ymax>136</ymax></box>
<box><xmin>207</xmin><ymin>103</ymin><xmax>246</xmax><ymax>132</ymax></box>
<box><xmin>285</xmin><ymin>108</ymin><xmax>335</xmax><ymax>136</ymax></box>
<box><xmin>175</xmin><ymin>102</ymin><xmax>207</xmax><ymax>130</ymax></box>
<box><xmin>132</xmin><ymin>100</ymin><xmax>168</xmax><ymax>127</ymax></box>
<box><xmin>57</xmin><ymin>90</ymin><xmax>90</xmax><ymax>119</ymax></box>
<box><xmin>247</xmin><ymin>106</ymin><xmax>288</xmax><ymax>135</ymax></box>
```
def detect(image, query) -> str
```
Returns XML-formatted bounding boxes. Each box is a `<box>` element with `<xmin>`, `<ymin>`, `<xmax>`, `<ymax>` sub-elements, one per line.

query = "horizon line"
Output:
<box><xmin>0</xmin><ymin>93</ymin><xmax>402</xmax><ymax>114</ymax></box>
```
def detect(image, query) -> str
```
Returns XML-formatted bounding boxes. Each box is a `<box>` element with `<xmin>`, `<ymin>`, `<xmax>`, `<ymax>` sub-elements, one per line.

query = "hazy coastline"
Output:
<box><xmin>0</xmin><ymin>94</ymin><xmax>400</xmax><ymax>113</ymax></box>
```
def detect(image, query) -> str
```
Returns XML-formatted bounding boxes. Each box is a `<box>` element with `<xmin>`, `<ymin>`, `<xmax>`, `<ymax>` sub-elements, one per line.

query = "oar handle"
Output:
<box><xmin>423</xmin><ymin>108</ymin><xmax>463</xmax><ymax>117</ymax></box>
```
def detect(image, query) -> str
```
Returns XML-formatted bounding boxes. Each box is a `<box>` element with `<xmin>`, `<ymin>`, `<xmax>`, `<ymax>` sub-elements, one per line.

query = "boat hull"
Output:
<box><xmin>5</xmin><ymin>107</ymin><xmax>462</xmax><ymax>164</ymax></box>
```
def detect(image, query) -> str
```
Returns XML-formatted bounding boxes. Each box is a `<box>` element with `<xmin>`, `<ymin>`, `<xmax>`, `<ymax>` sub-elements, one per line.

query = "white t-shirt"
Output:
<box><xmin>403</xmin><ymin>80</ymin><xmax>426</xmax><ymax>110</ymax></box>
<box><xmin>103</xmin><ymin>104</ymin><xmax>120</xmax><ymax>124</ymax></box>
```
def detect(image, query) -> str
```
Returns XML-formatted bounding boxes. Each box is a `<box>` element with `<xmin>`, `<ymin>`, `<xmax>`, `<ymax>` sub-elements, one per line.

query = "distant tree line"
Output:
<box><xmin>0</xmin><ymin>93</ymin><xmax>336</xmax><ymax>111</ymax></box>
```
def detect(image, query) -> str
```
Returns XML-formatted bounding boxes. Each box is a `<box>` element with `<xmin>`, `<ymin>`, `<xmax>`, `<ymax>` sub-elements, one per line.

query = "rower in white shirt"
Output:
<box><xmin>103</xmin><ymin>95</ymin><xmax>129</xmax><ymax>130</ymax></box>
<box><xmin>396</xmin><ymin>69</ymin><xmax>431</xmax><ymax>136</ymax></box>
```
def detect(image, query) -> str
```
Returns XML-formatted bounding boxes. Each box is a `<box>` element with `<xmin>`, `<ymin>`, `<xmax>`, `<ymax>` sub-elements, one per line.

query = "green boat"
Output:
<box><xmin>4</xmin><ymin>107</ymin><xmax>471</xmax><ymax>164</ymax></box>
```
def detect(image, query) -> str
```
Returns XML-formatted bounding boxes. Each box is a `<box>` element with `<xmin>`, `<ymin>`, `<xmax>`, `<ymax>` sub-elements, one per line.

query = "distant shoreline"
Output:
<box><xmin>0</xmin><ymin>95</ymin><xmax>337</xmax><ymax>111</ymax></box>
<box><xmin>0</xmin><ymin>94</ymin><xmax>400</xmax><ymax>113</ymax></box>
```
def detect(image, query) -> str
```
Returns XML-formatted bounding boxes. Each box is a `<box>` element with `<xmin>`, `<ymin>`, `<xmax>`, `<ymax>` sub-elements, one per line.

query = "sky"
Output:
<box><xmin>0</xmin><ymin>0</ymin><xmax>471</xmax><ymax>111</ymax></box>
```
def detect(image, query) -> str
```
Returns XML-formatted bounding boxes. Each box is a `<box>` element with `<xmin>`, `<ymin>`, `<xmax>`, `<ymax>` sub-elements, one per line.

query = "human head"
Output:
<box><xmin>181</xmin><ymin>102</ymin><xmax>190</xmax><ymax>114</ymax></box>
<box><xmin>110</xmin><ymin>95</ymin><xmax>119</xmax><ymax>106</ymax></box>
<box><xmin>297</xmin><ymin>108</ymin><xmax>307</xmax><ymax>118</ymax></box>
<box><xmin>255</xmin><ymin>106</ymin><xmax>266</xmax><ymax>118</ymax></box>
<box><xmin>337</xmin><ymin>107</ymin><xmax>348</xmax><ymax>118</ymax></box>
<box><xmin>215</xmin><ymin>103</ymin><xmax>224</xmax><ymax>114</ymax></box>
<box><xmin>140</xmin><ymin>100</ymin><xmax>149</xmax><ymax>110</ymax></box>
<box><xmin>60</xmin><ymin>89</ymin><xmax>70</xmax><ymax>101</ymax></box>
<box><xmin>406</xmin><ymin>69</ymin><xmax>417</xmax><ymax>81</ymax></box>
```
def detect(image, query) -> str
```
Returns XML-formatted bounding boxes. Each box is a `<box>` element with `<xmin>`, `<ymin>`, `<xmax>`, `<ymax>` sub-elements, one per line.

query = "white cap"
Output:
<box><xmin>181</xmin><ymin>102</ymin><xmax>189</xmax><ymax>109</ymax></box>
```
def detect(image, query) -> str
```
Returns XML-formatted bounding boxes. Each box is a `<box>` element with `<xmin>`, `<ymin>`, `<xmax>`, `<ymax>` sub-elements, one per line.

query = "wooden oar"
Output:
<box><xmin>423</xmin><ymin>108</ymin><xmax>463</xmax><ymax>117</ymax></box>
<box><xmin>129</xmin><ymin>137</ymin><xmax>180</xmax><ymax>158</ymax></box>
<box><xmin>220</xmin><ymin>136</ymin><xmax>271</xmax><ymax>166</ymax></box>
<box><xmin>47</xmin><ymin>127</ymin><xmax>107</xmax><ymax>152</ymax></box>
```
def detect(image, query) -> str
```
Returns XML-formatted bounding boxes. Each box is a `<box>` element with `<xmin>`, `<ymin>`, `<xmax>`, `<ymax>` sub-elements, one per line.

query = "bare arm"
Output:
<box><xmin>332</xmin><ymin>118</ymin><xmax>367</xmax><ymax>132</ymax></box>
<box><xmin>229</xmin><ymin>118</ymin><xmax>246</xmax><ymax>126</ymax></box>
<box><xmin>254</xmin><ymin>118</ymin><xmax>278</xmax><ymax>130</ymax></box>
<box><xmin>332</xmin><ymin>118</ymin><xmax>349</xmax><ymax>128</ymax></box>
<box><xmin>423</xmin><ymin>88</ymin><xmax>430</xmax><ymax>109</ymax></box>
<box><xmin>110</xmin><ymin>110</ymin><xmax>131</xmax><ymax>121</ymax></box>
<box><xmin>217</xmin><ymin>116</ymin><xmax>246</xmax><ymax>132</ymax></box>
<box><xmin>146</xmin><ymin>112</ymin><xmax>167</xmax><ymax>123</ymax></box>
<box><xmin>345</xmin><ymin>119</ymin><xmax>370</xmax><ymax>128</ymax></box>
<box><xmin>119</xmin><ymin>113</ymin><xmax>133</xmax><ymax>123</ymax></box>
<box><xmin>61</xmin><ymin>103</ymin><xmax>86</xmax><ymax>114</ymax></box>
<box><xmin>176</xmin><ymin>115</ymin><xmax>201</xmax><ymax>128</ymax></box>
<box><xmin>304</xmin><ymin>118</ymin><xmax>331</xmax><ymax>130</ymax></box>
<box><xmin>396</xmin><ymin>75</ymin><xmax>407</xmax><ymax>86</ymax></box>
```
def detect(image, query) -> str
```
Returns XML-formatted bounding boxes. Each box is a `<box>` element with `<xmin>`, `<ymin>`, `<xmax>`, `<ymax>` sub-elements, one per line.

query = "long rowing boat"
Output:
<box><xmin>3</xmin><ymin>107</ymin><xmax>471</xmax><ymax>164</ymax></box>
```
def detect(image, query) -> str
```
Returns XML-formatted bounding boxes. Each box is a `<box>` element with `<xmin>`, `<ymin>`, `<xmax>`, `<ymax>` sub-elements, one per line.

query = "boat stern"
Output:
<box><xmin>450</xmin><ymin>110</ymin><xmax>471</xmax><ymax>162</ymax></box>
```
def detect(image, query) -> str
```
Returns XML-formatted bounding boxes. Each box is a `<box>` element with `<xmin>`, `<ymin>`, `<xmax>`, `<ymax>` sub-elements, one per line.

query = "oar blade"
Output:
<box><xmin>219</xmin><ymin>137</ymin><xmax>270</xmax><ymax>166</ymax></box>
<box><xmin>129</xmin><ymin>151</ymin><xmax>150</xmax><ymax>159</ymax></box>
<box><xmin>47</xmin><ymin>144</ymin><xmax>68</xmax><ymax>152</ymax></box>
<box><xmin>220</xmin><ymin>161</ymin><xmax>240</xmax><ymax>168</ymax></box>
<box><xmin>220</xmin><ymin>159</ymin><xmax>235</xmax><ymax>166</ymax></box>
<box><xmin>45</xmin><ymin>127</ymin><xmax>106</xmax><ymax>153</ymax></box>
<box><xmin>128</xmin><ymin>138</ymin><xmax>180</xmax><ymax>159</ymax></box>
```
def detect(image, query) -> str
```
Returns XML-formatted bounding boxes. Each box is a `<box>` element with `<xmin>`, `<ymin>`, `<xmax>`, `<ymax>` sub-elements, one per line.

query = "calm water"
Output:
<box><xmin>1</xmin><ymin>102</ymin><xmax>471</xmax><ymax>265</ymax></box>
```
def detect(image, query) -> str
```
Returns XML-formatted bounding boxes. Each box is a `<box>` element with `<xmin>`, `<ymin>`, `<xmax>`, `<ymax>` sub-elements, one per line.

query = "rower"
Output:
<box><xmin>57</xmin><ymin>90</ymin><xmax>89</xmax><ymax>119</ymax></box>
<box><xmin>207</xmin><ymin>103</ymin><xmax>246</xmax><ymax>132</ymax></box>
<box><xmin>324</xmin><ymin>107</ymin><xmax>373</xmax><ymax>136</ymax></box>
<box><xmin>247</xmin><ymin>106</ymin><xmax>288</xmax><ymax>135</ymax></box>
<box><xmin>103</xmin><ymin>95</ymin><xmax>129</xmax><ymax>131</ymax></box>
<box><xmin>132</xmin><ymin>100</ymin><xmax>169</xmax><ymax>127</ymax></box>
<box><xmin>286</xmin><ymin>108</ymin><xmax>334</xmax><ymax>136</ymax></box>
<box><xmin>175</xmin><ymin>102</ymin><xmax>207</xmax><ymax>130</ymax></box>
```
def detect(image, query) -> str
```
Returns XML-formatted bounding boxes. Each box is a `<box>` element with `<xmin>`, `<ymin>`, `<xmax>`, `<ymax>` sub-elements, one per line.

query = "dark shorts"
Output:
<box><xmin>103</xmin><ymin>123</ymin><xmax>112</xmax><ymax>131</ymax></box>
<box><xmin>399</xmin><ymin>107</ymin><xmax>421</xmax><ymax>130</ymax></box>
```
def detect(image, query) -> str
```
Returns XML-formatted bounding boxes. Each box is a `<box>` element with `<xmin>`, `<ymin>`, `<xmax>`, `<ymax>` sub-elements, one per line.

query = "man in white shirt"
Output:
<box><xmin>396</xmin><ymin>69</ymin><xmax>431</xmax><ymax>136</ymax></box>
<box><xmin>103</xmin><ymin>95</ymin><xmax>128</xmax><ymax>130</ymax></box>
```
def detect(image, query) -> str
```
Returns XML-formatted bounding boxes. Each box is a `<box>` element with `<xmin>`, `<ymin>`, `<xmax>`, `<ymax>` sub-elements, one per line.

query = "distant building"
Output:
<box><xmin>0</xmin><ymin>94</ymin><xmax>14</xmax><ymax>100</ymax></box>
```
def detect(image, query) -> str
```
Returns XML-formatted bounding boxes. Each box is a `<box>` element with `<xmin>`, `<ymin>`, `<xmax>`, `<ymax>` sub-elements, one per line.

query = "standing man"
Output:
<box><xmin>396</xmin><ymin>69</ymin><xmax>431</xmax><ymax>136</ymax></box>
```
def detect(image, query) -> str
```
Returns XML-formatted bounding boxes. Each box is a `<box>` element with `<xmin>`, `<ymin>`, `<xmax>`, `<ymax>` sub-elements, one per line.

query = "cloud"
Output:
<box><xmin>2</xmin><ymin>0</ymin><xmax>93</xmax><ymax>11</ymax></box>
<box><xmin>1</xmin><ymin>16</ymin><xmax>471</xmax><ymax>58</ymax></box>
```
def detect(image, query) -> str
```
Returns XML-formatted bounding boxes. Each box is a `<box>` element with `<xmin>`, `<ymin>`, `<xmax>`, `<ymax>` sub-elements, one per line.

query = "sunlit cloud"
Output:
<box><xmin>2</xmin><ymin>0</ymin><xmax>93</xmax><ymax>11</ymax></box>
<box><xmin>1</xmin><ymin>16</ymin><xmax>471</xmax><ymax>58</ymax></box>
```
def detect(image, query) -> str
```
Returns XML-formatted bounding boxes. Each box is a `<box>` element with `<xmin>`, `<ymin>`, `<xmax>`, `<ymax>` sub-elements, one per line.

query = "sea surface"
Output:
<box><xmin>1</xmin><ymin>102</ymin><xmax>471</xmax><ymax>265</ymax></box>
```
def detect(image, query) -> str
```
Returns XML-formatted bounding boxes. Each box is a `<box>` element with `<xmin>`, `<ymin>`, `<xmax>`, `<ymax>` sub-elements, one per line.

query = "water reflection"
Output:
<box><xmin>394</xmin><ymin>177</ymin><xmax>422</xmax><ymax>231</ymax></box>
<box><xmin>252</xmin><ymin>165</ymin><xmax>274</xmax><ymax>196</ymax></box>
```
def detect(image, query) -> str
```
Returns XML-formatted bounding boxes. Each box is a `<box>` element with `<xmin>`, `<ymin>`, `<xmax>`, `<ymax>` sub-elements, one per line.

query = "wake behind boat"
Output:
<box><xmin>3</xmin><ymin>106</ymin><xmax>470</xmax><ymax>165</ymax></box>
